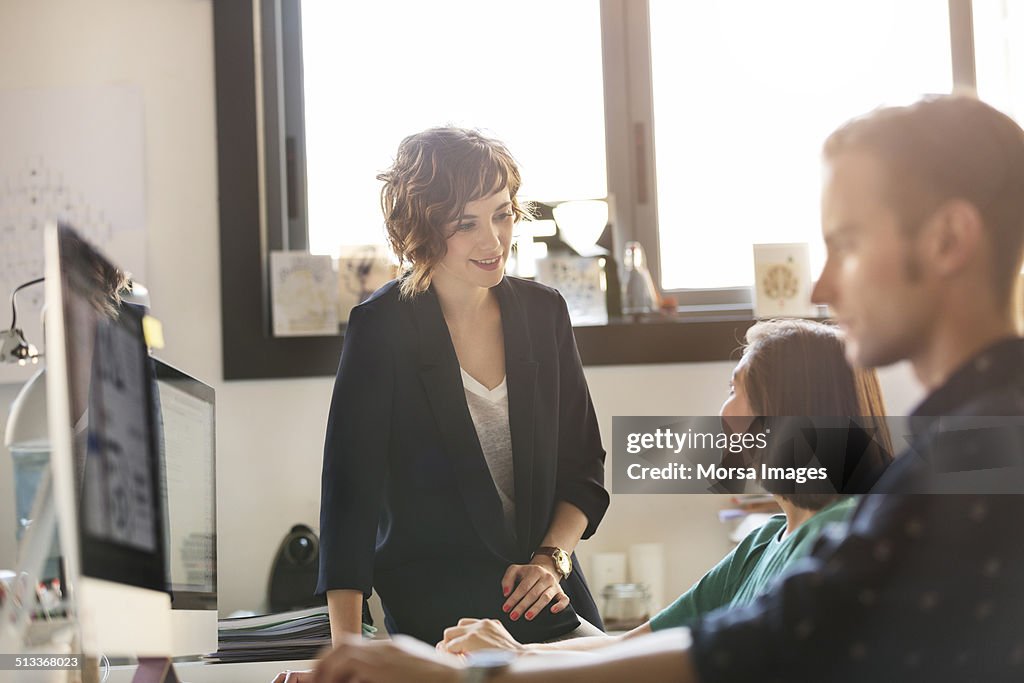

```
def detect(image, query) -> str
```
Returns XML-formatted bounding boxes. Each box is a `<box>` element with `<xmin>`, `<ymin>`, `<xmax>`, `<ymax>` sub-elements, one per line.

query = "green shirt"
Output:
<box><xmin>649</xmin><ymin>497</ymin><xmax>857</xmax><ymax>631</ymax></box>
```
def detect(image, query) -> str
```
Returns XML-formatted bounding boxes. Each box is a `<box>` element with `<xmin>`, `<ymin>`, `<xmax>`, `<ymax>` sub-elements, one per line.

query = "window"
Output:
<box><xmin>301</xmin><ymin>0</ymin><xmax>607</xmax><ymax>258</ymax></box>
<box><xmin>973</xmin><ymin>0</ymin><xmax>1024</xmax><ymax>124</ymax></box>
<box><xmin>646</xmin><ymin>0</ymin><xmax>953</xmax><ymax>292</ymax></box>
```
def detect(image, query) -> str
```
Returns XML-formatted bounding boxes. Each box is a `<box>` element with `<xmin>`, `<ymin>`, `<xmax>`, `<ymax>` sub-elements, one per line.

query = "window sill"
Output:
<box><xmin>571</xmin><ymin>303</ymin><xmax>832</xmax><ymax>366</ymax></box>
<box><xmin>221</xmin><ymin>315</ymin><xmax>760</xmax><ymax>380</ymax></box>
<box><xmin>573</xmin><ymin>314</ymin><xmax>755</xmax><ymax>366</ymax></box>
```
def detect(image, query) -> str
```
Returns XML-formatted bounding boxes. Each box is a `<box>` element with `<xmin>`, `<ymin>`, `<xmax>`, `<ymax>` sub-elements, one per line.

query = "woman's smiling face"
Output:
<box><xmin>432</xmin><ymin>186</ymin><xmax>515</xmax><ymax>292</ymax></box>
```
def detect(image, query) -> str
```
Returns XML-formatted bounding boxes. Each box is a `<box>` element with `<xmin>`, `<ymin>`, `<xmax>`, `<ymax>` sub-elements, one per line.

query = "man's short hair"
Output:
<box><xmin>823</xmin><ymin>95</ymin><xmax>1024</xmax><ymax>306</ymax></box>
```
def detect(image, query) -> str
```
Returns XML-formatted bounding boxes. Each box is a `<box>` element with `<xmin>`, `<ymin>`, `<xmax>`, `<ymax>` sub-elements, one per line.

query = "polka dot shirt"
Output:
<box><xmin>690</xmin><ymin>338</ymin><xmax>1024</xmax><ymax>683</ymax></box>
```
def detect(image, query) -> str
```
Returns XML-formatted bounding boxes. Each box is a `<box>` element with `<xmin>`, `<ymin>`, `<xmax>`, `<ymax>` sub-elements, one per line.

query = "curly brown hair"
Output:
<box><xmin>377</xmin><ymin>127</ymin><xmax>531</xmax><ymax>299</ymax></box>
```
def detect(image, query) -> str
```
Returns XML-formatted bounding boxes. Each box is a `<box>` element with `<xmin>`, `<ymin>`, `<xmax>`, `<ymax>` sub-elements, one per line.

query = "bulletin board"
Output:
<box><xmin>0</xmin><ymin>85</ymin><xmax>147</xmax><ymax>384</ymax></box>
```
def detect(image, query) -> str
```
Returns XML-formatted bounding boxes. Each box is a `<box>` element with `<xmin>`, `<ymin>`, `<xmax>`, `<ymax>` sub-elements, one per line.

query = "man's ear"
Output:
<box><xmin>920</xmin><ymin>199</ymin><xmax>984</xmax><ymax>276</ymax></box>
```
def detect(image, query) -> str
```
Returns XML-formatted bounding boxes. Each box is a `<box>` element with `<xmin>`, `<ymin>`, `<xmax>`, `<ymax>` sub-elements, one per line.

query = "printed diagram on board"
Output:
<box><xmin>1</xmin><ymin>157</ymin><xmax>118</xmax><ymax>317</ymax></box>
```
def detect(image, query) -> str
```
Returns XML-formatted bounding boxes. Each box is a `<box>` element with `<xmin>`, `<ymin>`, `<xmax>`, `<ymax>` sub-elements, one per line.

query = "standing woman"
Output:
<box><xmin>316</xmin><ymin>128</ymin><xmax>609</xmax><ymax>646</ymax></box>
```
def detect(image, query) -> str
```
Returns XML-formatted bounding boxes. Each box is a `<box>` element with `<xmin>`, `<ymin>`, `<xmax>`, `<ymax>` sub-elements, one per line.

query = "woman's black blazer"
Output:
<box><xmin>317</xmin><ymin>276</ymin><xmax>610</xmax><ymax>644</ymax></box>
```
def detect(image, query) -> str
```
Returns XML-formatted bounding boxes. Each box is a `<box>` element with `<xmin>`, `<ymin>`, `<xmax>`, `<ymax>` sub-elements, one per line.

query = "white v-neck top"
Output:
<box><xmin>461</xmin><ymin>368</ymin><xmax>516</xmax><ymax>539</ymax></box>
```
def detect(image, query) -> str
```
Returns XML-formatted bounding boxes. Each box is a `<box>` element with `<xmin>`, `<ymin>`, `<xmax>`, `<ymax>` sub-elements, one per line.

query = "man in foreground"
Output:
<box><xmin>311</xmin><ymin>94</ymin><xmax>1024</xmax><ymax>683</ymax></box>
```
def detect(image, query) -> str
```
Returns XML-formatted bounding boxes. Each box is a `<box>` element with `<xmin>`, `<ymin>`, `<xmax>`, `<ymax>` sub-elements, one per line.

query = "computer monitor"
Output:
<box><xmin>153</xmin><ymin>359</ymin><xmax>218</xmax><ymax>655</ymax></box>
<box><xmin>43</xmin><ymin>222</ymin><xmax>172</xmax><ymax>657</ymax></box>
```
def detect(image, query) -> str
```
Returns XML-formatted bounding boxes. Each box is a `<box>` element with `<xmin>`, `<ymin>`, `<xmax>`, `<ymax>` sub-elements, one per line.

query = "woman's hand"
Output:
<box><xmin>439</xmin><ymin>618</ymin><xmax>526</xmax><ymax>655</ymax></box>
<box><xmin>501</xmin><ymin>559</ymin><xmax>570</xmax><ymax>621</ymax></box>
<box><xmin>314</xmin><ymin>635</ymin><xmax>463</xmax><ymax>683</ymax></box>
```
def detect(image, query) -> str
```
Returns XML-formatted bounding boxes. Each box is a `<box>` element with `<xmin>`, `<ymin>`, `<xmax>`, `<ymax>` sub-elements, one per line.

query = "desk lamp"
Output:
<box><xmin>1</xmin><ymin>278</ymin><xmax>44</xmax><ymax>366</ymax></box>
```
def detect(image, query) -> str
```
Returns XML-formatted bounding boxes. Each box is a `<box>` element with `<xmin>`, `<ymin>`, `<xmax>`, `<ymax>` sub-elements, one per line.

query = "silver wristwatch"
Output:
<box><xmin>463</xmin><ymin>649</ymin><xmax>517</xmax><ymax>683</ymax></box>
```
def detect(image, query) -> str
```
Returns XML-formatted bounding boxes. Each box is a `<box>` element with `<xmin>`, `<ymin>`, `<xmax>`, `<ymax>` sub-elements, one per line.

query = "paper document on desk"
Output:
<box><xmin>218</xmin><ymin>606</ymin><xmax>328</xmax><ymax>630</ymax></box>
<box><xmin>206</xmin><ymin>606</ymin><xmax>331</xmax><ymax>663</ymax></box>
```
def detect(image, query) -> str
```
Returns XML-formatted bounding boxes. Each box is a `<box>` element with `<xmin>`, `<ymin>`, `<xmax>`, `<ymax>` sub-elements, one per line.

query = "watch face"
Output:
<box><xmin>554</xmin><ymin>549</ymin><xmax>572</xmax><ymax>575</ymax></box>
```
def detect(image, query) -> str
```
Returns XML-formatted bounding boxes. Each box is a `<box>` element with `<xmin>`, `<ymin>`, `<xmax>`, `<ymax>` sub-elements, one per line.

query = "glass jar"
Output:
<box><xmin>601</xmin><ymin>582</ymin><xmax>651</xmax><ymax>631</ymax></box>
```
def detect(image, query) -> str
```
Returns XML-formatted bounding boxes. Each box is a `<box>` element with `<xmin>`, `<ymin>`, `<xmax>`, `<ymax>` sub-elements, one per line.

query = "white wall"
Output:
<box><xmin>0</xmin><ymin>0</ymin><xmax>927</xmax><ymax>618</ymax></box>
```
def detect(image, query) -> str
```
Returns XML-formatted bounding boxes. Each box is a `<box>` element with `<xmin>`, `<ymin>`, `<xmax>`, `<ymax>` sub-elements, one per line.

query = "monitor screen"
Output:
<box><xmin>154</xmin><ymin>360</ymin><xmax>217</xmax><ymax>610</ymax></box>
<box><xmin>57</xmin><ymin>223</ymin><xmax>167</xmax><ymax>592</ymax></box>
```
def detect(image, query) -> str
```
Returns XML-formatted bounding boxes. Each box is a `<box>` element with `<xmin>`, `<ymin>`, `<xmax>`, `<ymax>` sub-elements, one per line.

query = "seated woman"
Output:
<box><xmin>438</xmin><ymin>319</ymin><xmax>892</xmax><ymax>655</ymax></box>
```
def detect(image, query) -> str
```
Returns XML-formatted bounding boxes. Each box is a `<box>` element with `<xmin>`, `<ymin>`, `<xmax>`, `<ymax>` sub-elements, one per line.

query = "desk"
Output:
<box><xmin>107</xmin><ymin>659</ymin><xmax>317</xmax><ymax>683</ymax></box>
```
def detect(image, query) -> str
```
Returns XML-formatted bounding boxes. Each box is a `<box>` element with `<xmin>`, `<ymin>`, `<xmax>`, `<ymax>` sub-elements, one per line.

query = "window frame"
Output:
<box><xmin>215</xmin><ymin>0</ymin><xmax>344</xmax><ymax>380</ymax></box>
<box><xmin>214</xmin><ymin>0</ymin><xmax>979</xmax><ymax>380</ymax></box>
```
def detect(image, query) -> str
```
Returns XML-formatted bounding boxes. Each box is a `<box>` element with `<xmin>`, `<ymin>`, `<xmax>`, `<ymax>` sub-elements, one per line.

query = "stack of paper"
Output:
<box><xmin>205</xmin><ymin>606</ymin><xmax>332</xmax><ymax>664</ymax></box>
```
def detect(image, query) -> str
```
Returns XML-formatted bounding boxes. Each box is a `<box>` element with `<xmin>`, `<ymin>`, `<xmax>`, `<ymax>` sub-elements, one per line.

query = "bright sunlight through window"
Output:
<box><xmin>302</xmin><ymin>0</ymin><xmax>607</xmax><ymax>258</ymax></box>
<box><xmin>649</xmin><ymin>0</ymin><xmax>953</xmax><ymax>290</ymax></box>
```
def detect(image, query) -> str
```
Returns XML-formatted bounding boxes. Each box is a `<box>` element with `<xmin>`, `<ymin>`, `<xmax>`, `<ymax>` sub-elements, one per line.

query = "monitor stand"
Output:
<box><xmin>78</xmin><ymin>657</ymin><xmax>181</xmax><ymax>683</ymax></box>
<box><xmin>133</xmin><ymin>658</ymin><xmax>180</xmax><ymax>683</ymax></box>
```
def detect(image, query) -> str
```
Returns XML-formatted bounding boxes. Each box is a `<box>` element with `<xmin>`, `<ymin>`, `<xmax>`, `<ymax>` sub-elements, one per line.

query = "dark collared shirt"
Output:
<box><xmin>691</xmin><ymin>338</ymin><xmax>1024</xmax><ymax>683</ymax></box>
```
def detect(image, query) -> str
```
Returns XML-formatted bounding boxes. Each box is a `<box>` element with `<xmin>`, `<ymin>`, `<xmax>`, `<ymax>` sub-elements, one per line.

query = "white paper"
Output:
<box><xmin>270</xmin><ymin>251</ymin><xmax>339</xmax><ymax>336</ymax></box>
